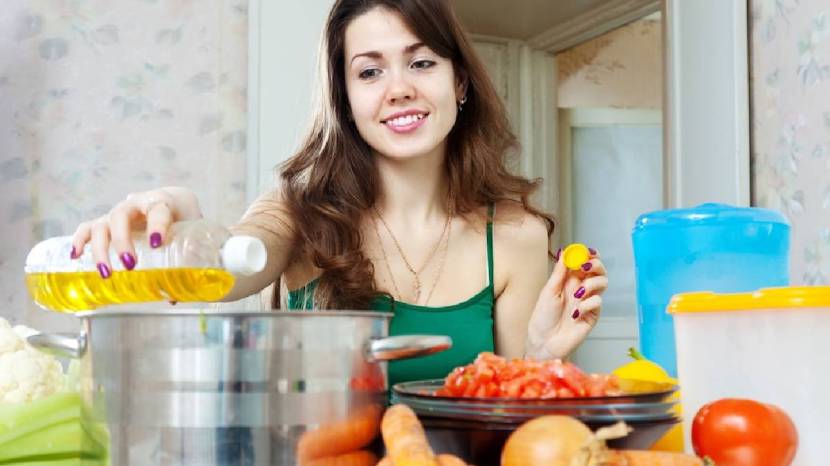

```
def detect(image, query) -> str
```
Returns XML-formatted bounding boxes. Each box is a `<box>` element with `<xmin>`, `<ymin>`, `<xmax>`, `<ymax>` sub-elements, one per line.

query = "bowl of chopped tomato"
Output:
<box><xmin>389</xmin><ymin>352</ymin><xmax>680</xmax><ymax>464</ymax></box>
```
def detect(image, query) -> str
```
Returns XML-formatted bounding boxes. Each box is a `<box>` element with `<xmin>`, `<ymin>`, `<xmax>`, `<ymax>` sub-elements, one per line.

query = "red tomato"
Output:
<box><xmin>692</xmin><ymin>398</ymin><xmax>798</xmax><ymax>466</ymax></box>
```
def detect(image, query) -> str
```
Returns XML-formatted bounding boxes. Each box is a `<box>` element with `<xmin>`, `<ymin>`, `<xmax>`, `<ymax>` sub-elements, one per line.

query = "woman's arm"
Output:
<box><xmin>492</xmin><ymin>206</ymin><xmax>608</xmax><ymax>361</ymax></box>
<box><xmin>70</xmin><ymin>186</ymin><xmax>299</xmax><ymax>303</ymax></box>
<box><xmin>491</xmin><ymin>208</ymin><xmax>550</xmax><ymax>359</ymax></box>
<box><xmin>225</xmin><ymin>189</ymin><xmax>298</xmax><ymax>301</ymax></box>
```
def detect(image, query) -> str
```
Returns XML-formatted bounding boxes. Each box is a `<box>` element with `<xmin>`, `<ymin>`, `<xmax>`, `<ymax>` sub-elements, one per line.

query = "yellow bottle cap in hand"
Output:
<box><xmin>562</xmin><ymin>243</ymin><xmax>590</xmax><ymax>270</ymax></box>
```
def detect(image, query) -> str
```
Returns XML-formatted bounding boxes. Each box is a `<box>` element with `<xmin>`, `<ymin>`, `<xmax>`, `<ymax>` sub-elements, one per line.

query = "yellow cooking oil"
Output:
<box><xmin>25</xmin><ymin>268</ymin><xmax>235</xmax><ymax>312</ymax></box>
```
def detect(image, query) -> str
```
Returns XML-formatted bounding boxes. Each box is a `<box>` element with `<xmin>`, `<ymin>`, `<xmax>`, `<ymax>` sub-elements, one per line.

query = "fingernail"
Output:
<box><xmin>150</xmin><ymin>232</ymin><xmax>162</xmax><ymax>248</ymax></box>
<box><xmin>589</xmin><ymin>248</ymin><xmax>597</xmax><ymax>256</ymax></box>
<box><xmin>120</xmin><ymin>252</ymin><xmax>136</xmax><ymax>271</ymax></box>
<box><xmin>554</xmin><ymin>247</ymin><xmax>562</xmax><ymax>262</ymax></box>
<box><xmin>97</xmin><ymin>263</ymin><xmax>112</xmax><ymax>279</ymax></box>
<box><xmin>572</xmin><ymin>309</ymin><xmax>580</xmax><ymax>319</ymax></box>
<box><xmin>574</xmin><ymin>286</ymin><xmax>586</xmax><ymax>299</ymax></box>
<box><xmin>581</xmin><ymin>262</ymin><xmax>593</xmax><ymax>272</ymax></box>
<box><xmin>70</xmin><ymin>246</ymin><xmax>78</xmax><ymax>259</ymax></box>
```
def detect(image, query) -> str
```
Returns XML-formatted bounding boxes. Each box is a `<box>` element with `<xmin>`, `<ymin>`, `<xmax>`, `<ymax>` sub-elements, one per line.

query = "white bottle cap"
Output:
<box><xmin>221</xmin><ymin>236</ymin><xmax>267</xmax><ymax>276</ymax></box>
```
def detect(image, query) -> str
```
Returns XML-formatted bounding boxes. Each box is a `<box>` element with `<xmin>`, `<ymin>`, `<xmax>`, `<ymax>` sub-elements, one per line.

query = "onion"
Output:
<box><xmin>501</xmin><ymin>416</ymin><xmax>593</xmax><ymax>466</ymax></box>
<box><xmin>501</xmin><ymin>416</ymin><xmax>631</xmax><ymax>466</ymax></box>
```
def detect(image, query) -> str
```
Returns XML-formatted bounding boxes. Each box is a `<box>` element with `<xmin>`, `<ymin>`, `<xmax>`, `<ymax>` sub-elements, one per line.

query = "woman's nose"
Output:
<box><xmin>386</xmin><ymin>70</ymin><xmax>416</xmax><ymax>103</ymax></box>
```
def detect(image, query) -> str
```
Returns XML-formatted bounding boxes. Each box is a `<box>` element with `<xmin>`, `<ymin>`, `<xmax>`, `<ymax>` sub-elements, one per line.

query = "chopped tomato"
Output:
<box><xmin>436</xmin><ymin>352</ymin><xmax>619</xmax><ymax>399</ymax></box>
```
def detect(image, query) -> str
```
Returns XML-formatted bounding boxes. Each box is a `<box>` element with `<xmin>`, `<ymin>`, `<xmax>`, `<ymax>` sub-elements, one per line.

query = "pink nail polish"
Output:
<box><xmin>554</xmin><ymin>247</ymin><xmax>562</xmax><ymax>262</ymax></box>
<box><xmin>120</xmin><ymin>252</ymin><xmax>136</xmax><ymax>271</ymax></box>
<box><xmin>581</xmin><ymin>262</ymin><xmax>593</xmax><ymax>272</ymax></box>
<box><xmin>588</xmin><ymin>247</ymin><xmax>597</xmax><ymax>256</ymax></box>
<box><xmin>572</xmin><ymin>309</ymin><xmax>580</xmax><ymax>319</ymax></box>
<box><xmin>97</xmin><ymin>263</ymin><xmax>112</xmax><ymax>279</ymax></box>
<box><xmin>150</xmin><ymin>232</ymin><xmax>162</xmax><ymax>248</ymax></box>
<box><xmin>574</xmin><ymin>286</ymin><xmax>586</xmax><ymax>299</ymax></box>
<box><xmin>70</xmin><ymin>246</ymin><xmax>78</xmax><ymax>259</ymax></box>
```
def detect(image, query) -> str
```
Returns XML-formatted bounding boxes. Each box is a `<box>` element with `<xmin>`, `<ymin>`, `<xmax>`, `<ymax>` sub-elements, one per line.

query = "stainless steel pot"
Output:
<box><xmin>29</xmin><ymin>309</ymin><xmax>451</xmax><ymax>466</ymax></box>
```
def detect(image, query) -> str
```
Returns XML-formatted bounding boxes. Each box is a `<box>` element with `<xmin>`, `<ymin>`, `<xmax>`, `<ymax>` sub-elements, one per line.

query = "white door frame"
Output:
<box><xmin>663</xmin><ymin>0</ymin><xmax>750</xmax><ymax>208</ymax></box>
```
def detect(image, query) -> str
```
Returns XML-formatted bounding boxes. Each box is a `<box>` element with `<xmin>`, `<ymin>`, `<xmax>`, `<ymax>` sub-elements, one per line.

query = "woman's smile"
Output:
<box><xmin>344</xmin><ymin>7</ymin><xmax>460</xmax><ymax>160</ymax></box>
<box><xmin>382</xmin><ymin>110</ymin><xmax>430</xmax><ymax>134</ymax></box>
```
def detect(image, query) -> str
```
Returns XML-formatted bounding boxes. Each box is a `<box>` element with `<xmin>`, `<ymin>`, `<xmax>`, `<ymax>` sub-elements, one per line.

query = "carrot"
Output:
<box><xmin>435</xmin><ymin>454</ymin><xmax>467</xmax><ymax>466</ymax></box>
<box><xmin>380</xmin><ymin>404</ymin><xmax>440</xmax><ymax>466</ymax></box>
<box><xmin>606</xmin><ymin>450</ymin><xmax>704</xmax><ymax>466</ymax></box>
<box><xmin>298</xmin><ymin>403</ymin><xmax>383</xmax><ymax>464</ymax></box>
<box><xmin>304</xmin><ymin>450</ymin><xmax>379</xmax><ymax>466</ymax></box>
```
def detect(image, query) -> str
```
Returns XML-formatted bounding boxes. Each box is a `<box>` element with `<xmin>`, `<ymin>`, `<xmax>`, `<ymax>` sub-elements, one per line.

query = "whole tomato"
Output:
<box><xmin>691</xmin><ymin>398</ymin><xmax>798</xmax><ymax>466</ymax></box>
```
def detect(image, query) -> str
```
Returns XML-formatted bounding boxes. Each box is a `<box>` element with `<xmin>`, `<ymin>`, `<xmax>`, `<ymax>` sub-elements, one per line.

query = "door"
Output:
<box><xmin>559</xmin><ymin>108</ymin><xmax>663</xmax><ymax>373</ymax></box>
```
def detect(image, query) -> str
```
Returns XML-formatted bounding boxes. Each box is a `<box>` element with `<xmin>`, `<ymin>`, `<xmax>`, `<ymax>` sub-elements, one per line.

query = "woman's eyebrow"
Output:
<box><xmin>349</xmin><ymin>42</ymin><xmax>425</xmax><ymax>65</ymax></box>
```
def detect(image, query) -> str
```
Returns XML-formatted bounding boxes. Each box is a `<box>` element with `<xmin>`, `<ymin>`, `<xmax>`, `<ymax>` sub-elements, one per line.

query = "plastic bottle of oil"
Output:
<box><xmin>24</xmin><ymin>220</ymin><xmax>267</xmax><ymax>312</ymax></box>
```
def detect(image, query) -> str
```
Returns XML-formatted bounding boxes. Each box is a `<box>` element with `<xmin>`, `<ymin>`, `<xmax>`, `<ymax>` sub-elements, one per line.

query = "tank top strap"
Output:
<box><xmin>486</xmin><ymin>203</ymin><xmax>495</xmax><ymax>297</ymax></box>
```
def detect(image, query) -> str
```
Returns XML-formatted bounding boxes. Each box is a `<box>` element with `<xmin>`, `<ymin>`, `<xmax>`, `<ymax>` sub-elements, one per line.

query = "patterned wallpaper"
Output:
<box><xmin>750</xmin><ymin>0</ymin><xmax>830</xmax><ymax>285</ymax></box>
<box><xmin>0</xmin><ymin>1</ymin><xmax>249</xmax><ymax>330</ymax></box>
<box><xmin>556</xmin><ymin>17</ymin><xmax>662</xmax><ymax>109</ymax></box>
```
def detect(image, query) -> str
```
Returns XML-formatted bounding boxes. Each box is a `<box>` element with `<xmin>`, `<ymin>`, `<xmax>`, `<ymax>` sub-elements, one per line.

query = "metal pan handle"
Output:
<box><xmin>27</xmin><ymin>332</ymin><xmax>87</xmax><ymax>359</ymax></box>
<box><xmin>365</xmin><ymin>335</ymin><xmax>451</xmax><ymax>362</ymax></box>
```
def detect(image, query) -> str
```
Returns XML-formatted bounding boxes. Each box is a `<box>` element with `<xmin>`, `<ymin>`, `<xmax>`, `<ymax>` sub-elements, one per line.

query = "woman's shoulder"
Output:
<box><xmin>488</xmin><ymin>200</ymin><xmax>550</xmax><ymax>271</ymax></box>
<box><xmin>491</xmin><ymin>200</ymin><xmax>550</xmax><ymax>246</ymax></box>
<box><xmin>486</xmin><ymin>200</ymin><xmax>550</xmax><ymax>294</ymax></box>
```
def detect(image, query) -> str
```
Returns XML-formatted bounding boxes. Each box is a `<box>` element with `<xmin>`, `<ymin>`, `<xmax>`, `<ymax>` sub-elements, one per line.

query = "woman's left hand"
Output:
<box><xmin>525</xmin><ymin>248</ymin><xmax>608</xmax><ymax>360</ymax></box>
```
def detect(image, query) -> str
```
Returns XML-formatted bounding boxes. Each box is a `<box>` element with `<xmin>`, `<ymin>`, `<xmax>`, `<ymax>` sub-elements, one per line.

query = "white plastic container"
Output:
<box><xmin>669</xmin><ymin>286</ymin><xmax>830</xmax><ymax>465</ymax></box>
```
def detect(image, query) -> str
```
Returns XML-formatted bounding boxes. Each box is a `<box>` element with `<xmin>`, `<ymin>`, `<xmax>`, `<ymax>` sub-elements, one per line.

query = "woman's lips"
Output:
<box><xmin>383</xmin><ymin>113</ymin><xmax>429</xmax><ymax>134</ymax></box>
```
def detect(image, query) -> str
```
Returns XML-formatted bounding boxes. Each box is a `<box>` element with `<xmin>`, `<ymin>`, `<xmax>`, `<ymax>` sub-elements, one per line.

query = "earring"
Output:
<box><xmin>458</xmin><ymin>95</ymin><xmax>467</xmax><ymax>112</ymax></box>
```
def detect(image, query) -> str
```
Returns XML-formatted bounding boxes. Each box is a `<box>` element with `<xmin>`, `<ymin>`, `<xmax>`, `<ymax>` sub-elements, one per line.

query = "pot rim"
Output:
<box><xmin>74</xmin><ymin>309</ymin><xmax>393</xmax><ymax>319</ymax></box>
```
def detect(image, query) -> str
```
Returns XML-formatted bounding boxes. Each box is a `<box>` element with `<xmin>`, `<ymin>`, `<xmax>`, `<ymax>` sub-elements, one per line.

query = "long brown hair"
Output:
<box><xmin>279</xmin><ymin>0</ymin><xmax>554</xmax><ymax>310</ymax></box>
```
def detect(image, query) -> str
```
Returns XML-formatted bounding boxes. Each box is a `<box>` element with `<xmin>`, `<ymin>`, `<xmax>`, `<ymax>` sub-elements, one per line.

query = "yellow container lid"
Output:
<box><xmin>562</xmin><ymin>243</ymin><xmax>590</xmax><ymax>270</ymax></box>
<box><xmin>668</xmin><ymin>286</ymin><xmax>830</xmax><ymax>313</ymax></box>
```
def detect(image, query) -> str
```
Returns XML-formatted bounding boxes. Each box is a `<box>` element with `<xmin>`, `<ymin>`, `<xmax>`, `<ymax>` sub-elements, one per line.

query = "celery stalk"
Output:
<box><xmin>0</xmin><ymin>393</ymin><xmax>82</xmax><ymax>444</ymax></box>
<box><xmin>0</xmin><ymin>392</ymin><xmax>110</xmax><ymax>465</ymax></box>
<box><xmin>0</xmin><ymin>418</ymin><xmax>106</xmax><ymax>462</ymax></box>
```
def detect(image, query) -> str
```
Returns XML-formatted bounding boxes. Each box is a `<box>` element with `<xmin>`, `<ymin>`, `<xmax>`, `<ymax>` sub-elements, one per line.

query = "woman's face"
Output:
<box><xmin>343</xmin><ymin>7</ymin><xmax>463</xmax><ymax>161</ymax></box>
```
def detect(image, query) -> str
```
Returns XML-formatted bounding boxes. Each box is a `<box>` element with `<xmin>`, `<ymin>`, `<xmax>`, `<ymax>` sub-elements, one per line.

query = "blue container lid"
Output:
<box><xmin>633</xmin><ymin>203</ymin><xmax>789</xmax><ymax>232</ymax></box>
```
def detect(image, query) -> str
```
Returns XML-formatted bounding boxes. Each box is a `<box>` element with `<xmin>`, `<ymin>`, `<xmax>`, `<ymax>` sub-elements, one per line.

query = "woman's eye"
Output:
<box><xmin>412</xmin><ymin>59</ymin><xmax>436</xmax><ymax>70</ymax></box>
<box><xmin>358</xmin><ymin>68</ymin><xmax>382</xmax><ymax>79</ymax></box>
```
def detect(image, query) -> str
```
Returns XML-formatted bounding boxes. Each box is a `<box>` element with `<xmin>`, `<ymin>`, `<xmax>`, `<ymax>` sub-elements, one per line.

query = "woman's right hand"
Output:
<box><xmin>70</xmin><ymin>187</ymin><xmax>203</xmax><ymax>278</ymax></box>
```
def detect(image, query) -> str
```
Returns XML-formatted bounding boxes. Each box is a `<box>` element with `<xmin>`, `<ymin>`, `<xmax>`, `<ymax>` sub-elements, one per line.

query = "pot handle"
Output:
<box><xmin>27</xmin><ymin>333</ymin><xmax>87</xmax><ymax>359</ymax></box>
<box><xmin>365</xmin><ymin>335</ymin><xmax>451</xmax><ymax>362</ymax></box>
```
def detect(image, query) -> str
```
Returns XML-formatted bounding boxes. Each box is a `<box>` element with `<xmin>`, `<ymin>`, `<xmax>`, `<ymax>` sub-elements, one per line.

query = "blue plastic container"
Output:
<box><xmin>631</xmin><ymin>203</ymin><xmax>790</xmax><ymax>376</ymax></box>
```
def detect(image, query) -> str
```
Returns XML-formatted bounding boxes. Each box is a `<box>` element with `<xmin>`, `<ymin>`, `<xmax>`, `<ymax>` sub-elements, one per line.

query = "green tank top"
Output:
<box><xmin>286</xmin><ymin>207</ymin><xmax>496</xmax><ymax>388</ymax></box>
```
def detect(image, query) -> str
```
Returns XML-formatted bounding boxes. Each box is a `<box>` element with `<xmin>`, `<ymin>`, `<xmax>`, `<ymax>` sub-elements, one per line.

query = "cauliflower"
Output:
<box><xmin>0</xmin><ymin>318</ymin><xmax>64</xmax><ymax>404</ymax></box>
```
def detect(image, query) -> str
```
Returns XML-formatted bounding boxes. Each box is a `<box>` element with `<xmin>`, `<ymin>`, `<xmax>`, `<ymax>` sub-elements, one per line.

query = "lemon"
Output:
<box><xmin>612</xmin><ymin>348</ymin><xmax>677</xmax><ymax>385</ymax></box>
<box><xmin>612</xmin><ymin>348</ymin><xmax>683</xmax><ymax>452</ymax></box>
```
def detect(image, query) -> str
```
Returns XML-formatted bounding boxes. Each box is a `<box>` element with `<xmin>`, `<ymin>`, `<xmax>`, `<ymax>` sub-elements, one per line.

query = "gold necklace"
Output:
<box><xmin>370</xmin><ymin>215</ymin><xmax>404</xmax><ymax>300</ymax></box>
<box><xmin>422</xmin><ymin>217</ymin><xmax>451</xmax><ymax>306</ymax></box>
<box><xmin>372</xmin><ymin>206</ymin><xmax>451</xmax><ymax>303</ymax></box>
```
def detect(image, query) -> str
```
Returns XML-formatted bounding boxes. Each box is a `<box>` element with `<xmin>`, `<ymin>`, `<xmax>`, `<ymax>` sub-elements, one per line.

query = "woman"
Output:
<box><xmin>70</xmin><ymin>0</ymin><xmax>608</xmax><ymax>386</ymax></box>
